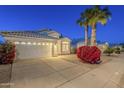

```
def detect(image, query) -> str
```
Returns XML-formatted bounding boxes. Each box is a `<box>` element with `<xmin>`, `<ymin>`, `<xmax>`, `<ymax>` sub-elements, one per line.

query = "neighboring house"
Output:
<box><xmin>77</xmin><ymin>41</ymin><xmax>85</xmax><ymax>48</ymax></box>
<box><xmin>0</xmin><ymin>29</ymin><xmax>71</xmax><ymax>60</ymax></box>
<box><xmin>77</xmin><ymin>41</ymin><xmax>109</xmax><ymax>52</ymax></box>
<box><xmin>77</xmin><ymin>39</ymin><xmax>91</xmax><ymax>48</ymax></box>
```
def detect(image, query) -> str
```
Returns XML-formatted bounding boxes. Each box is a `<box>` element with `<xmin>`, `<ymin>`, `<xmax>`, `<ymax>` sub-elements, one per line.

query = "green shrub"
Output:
<box><xmin>103</xmin><ymin>47</ymin><xmax>114</xmax><ymax>56</ymax></box>
<box><xmin>115</xmin><ymin>50</ymin><xmax>120</xmax><ymax>54</ymax></box>
<box><xmin>121</xmin><ymin>48</ymin><xmax>124</xmax><ymax>52</ymax></box>
<box><xmin>0</xmin><ymin>41</ymin><xmax>16</xmax><ymax>64</ymax></box>
<box><xmin>122</xmin><ymin>45</ymin><xmax>124</xmax><ymax>49</ymax></box>
<box><xmin>114</xmin><ymin>47</ymin><xmax>121</xmax><ymax>54</ymax></box>
<box><xmin>71</xmin><ymin>47</ymin><xmax>77</xmax><ymax>54</ymax></box>
<box><xmin>115</xmin><ymin>47</ymin><xmax>120</xmax><ymax>50</ymax></box>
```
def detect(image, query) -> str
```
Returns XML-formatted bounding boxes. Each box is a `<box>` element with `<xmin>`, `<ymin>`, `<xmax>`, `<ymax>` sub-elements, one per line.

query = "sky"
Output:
<box><xmin>0</xmin><ymin>5</ymin><xmax>124</xmax><ymax>43</ymax></box>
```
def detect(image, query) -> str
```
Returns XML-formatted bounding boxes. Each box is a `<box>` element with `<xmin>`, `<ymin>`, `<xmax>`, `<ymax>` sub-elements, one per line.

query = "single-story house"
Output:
<box><xmin>0</xmin><ymin>29</ymin><xmax>71</xmax><ymax>60</ymax></box>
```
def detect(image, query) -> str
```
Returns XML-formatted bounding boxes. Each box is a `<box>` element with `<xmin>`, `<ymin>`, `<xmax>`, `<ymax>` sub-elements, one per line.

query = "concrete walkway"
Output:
<box><xmin>0</xmin><ymin>54</ymin><xmax>124</xmax><ymax>88</ymax></box>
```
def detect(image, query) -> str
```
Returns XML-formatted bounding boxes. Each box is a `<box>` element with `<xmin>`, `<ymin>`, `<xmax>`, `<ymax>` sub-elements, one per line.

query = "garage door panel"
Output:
<box><xmin>16</xmin><ymin>44</ymin><xmax>52</xmax><ymax>59</ymax></box>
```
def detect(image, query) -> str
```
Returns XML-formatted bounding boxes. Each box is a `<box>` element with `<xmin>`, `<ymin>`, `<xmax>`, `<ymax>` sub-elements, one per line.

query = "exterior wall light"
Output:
<box><xmin>50</xmin><ymin>43</ymin><xmax>52</xmax><ymax>46</ymax></box>
<box><xmin>46</xmin><ymin>43</ymin><xmax>49</xmax><ymax>45</ymax></box>
<box><xmin>14</xmin><ymin>41</ymin><xmax>19</xmax><ymax>44</ymax></box>
<box><xmin>42</xmin><ymin>42</ymin><xmax>45</xmax><ymax>45</ymax></box>
<box><xmin>38</xmin><ymin>43</ymin><xmax>41</xmax><ymax>45</ymax></box>
<box><xmin>21</xmin><ymin>42</ymin><xmax>26</xmax><ymax>45</ymax></box>
<box><xmin>33</xmin><ymin>42</ymin><xmax>36</xmax><ymax>45</ymax></box>
<box><xmin>27</xmin><ymin>42</ymin><xmax>31</xmax><ymax>45</ymax></box>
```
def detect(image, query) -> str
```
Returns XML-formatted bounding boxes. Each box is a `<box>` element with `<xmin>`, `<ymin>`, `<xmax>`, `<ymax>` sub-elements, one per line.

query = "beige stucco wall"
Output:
<box><xmin>56</xmin><ymin>40</ymin><xmax>62</xmax><ymax>55</ymax></box>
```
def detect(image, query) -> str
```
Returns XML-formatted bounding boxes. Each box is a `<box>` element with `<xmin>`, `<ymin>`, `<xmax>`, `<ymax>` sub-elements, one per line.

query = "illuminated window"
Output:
<box><xmin>62</xmin><ymin>41</ymin><xmax>69</xmax><ymax>51</ymax></box>
<box><xmin>62</xmin><ymin>44</ymin><xmax>69</xmax><ymax>51</ymax></box>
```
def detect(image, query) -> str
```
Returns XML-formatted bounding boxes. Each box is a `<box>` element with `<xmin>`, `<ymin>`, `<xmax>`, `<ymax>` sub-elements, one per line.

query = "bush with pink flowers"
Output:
<box><xmin>77</xmin><ymin>46</ymin><xmax>101</xmax><ymax>64</ymax></box>
<box><xmin>0</xmin><ymin>41</ymin><xmax>16</xmax><ymax>64</ymax></box>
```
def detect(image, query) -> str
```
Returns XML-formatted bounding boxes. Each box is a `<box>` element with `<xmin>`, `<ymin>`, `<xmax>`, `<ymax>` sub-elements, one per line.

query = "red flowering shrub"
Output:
<box><xmin>77</xmin><ymin>46</ymin><xmax>101</xmax><ymax>64</ymax></box>
<box><xmin>0</xmin><ymin>41</ymin><xmax>16</xmax><ymax>64</ymax></box>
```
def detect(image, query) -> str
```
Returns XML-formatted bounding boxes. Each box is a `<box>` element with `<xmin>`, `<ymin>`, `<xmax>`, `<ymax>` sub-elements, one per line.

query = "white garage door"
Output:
<box><xmin>15</xmin><ymin>44</ymin><xmax>52</xmax><ymax>59</ymax></box>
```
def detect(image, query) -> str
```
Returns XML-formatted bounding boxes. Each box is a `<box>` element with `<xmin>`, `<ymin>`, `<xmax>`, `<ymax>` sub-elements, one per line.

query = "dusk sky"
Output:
<box><xmin>0</xmin><ymin>5</ymin><xmax>124</xmax><ymax>43</ymax></box>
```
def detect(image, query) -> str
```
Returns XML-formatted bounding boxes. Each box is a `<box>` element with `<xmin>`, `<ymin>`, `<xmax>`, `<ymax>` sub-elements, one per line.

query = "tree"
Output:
<box><xmin>121</xmin><ymin>45</ymin><xmax>124</xmax><ymax>52</ymax></box>
<box><xmin>77</xmin><ymin>19</ymin><xmax>88</xmax><ymax>46</ymax></box>
<box><xmin>103</xmin><ymin>47</ymin><xmax>114</xmax><ymax>56</ymax></box>
<box><xmin>122</xmin><ymin>45</ymin><xmax>124</xmax><ymax>49</ymax></box>
<box><xmin>89</xmin><ymin>6</ymin><xmax>111</xmax><ymax>46</ymax></box>
<box><xmin>77</xmin><ymin>9</ymin><xmax>91</xmax><ymax>46</ymax></box>
<box><xmin>77</xmin><ymin>6</ymin><xmax>111</xmax><ymax>46</ymax></box>
<box><xmin>114</xmin><ymin>47</ymin><xmax>121</xmax><ymax>54</ymax></box>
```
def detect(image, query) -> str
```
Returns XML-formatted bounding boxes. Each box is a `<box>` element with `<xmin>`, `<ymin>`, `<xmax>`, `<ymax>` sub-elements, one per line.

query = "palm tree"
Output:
<box><xmin>77</xmin><ymin>9</ymin><xmax>91</xmax><ymax>46</ymax></box>
<box><xmin>77</xmin><ymin>19</ymin><xmax>88</xmax><ymax>46</ymax></box>
<box><xmin>89</xmin><ymin>6</ymin><xmax>111</xmax><ymax>46</ymax></box>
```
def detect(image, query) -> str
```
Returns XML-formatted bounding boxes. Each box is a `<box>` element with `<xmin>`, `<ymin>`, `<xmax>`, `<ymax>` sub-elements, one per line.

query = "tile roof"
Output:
<box><xmin>0</xmin><ymin>31</ymin><xmax>58</xmax><ymax>39</ymax></box>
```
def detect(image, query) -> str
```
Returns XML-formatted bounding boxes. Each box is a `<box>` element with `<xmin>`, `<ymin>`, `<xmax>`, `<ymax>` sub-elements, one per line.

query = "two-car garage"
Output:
<box><xmin>15</xmin><ymin>43</ymin><xmax>53</xmax><ymax>59</ymax></box>
<box><xmin>4</xmin><ymin>36</ymin><xmax>54</xmax><ymax>60</ymax></box>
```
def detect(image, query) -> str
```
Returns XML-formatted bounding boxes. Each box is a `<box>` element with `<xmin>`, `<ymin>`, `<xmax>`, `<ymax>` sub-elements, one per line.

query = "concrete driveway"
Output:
<box><xmin>0</xmin><ymin>54</ymin><xmax>124</xmax><ymax>88</ymax></box>
<box><xmin>10</xmin><ymin>55</ymin><xmax>94</xmax><ymax>88</ymax></box>
<box><xmin>0</xmin><ymin>64</ymin><xmax>11</xmax><ymax>88</ymax></box>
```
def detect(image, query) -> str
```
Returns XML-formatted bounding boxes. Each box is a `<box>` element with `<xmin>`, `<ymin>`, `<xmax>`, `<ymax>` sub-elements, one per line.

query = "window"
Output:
<box><xmin>62</xmin><ymin>43</ymin><xmax>69</xmax><ymax>52</ymax></box>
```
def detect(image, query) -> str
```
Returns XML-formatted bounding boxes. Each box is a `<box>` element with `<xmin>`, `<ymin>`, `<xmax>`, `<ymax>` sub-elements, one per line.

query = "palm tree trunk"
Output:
<box><xmin>84</xmin><ymin>26</ymin><xmax>88</xmax><ymax>46</ymax></box>
<box><xmin>91</xmin><ymin>23</ymin><xmax>97</xmax><ymax>46</ymax></box>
